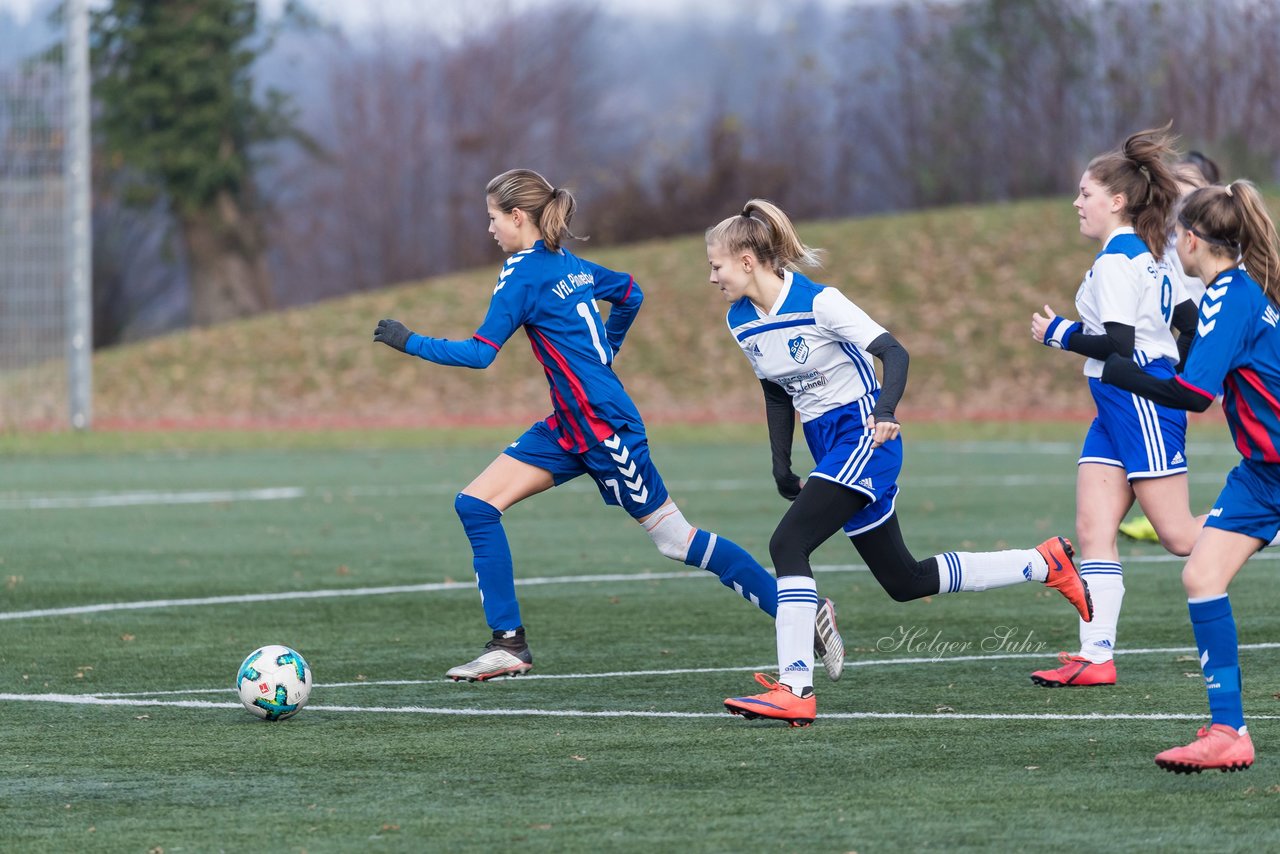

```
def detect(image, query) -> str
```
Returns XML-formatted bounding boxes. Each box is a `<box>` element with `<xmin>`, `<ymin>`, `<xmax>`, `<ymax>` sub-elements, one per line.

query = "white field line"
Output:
<box><xmin>0</xmin><ymin>468</ymin><xmax>1239</xmax><ymax>510</ymax></box>
<box><xmin>85</xmin><ymin>642</ymin><xmax>1280</xmax><ymax>698</ymax></box>
<box><xmin>0</xmin><ymin>487</ymin><xmax>306</xmax><ymax>509</ymax></box>
<box><xmin>4</xmin><ymin>553</ymin><xmax>1278</xmax><ymax>622</ymax></box>
<box><xmin>1</xmin><ymin>692</ymin><xmax>1277</xmax><ymax>722</ymax></box>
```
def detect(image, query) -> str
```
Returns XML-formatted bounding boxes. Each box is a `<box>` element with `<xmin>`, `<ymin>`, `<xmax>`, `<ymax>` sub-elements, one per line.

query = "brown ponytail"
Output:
<box><xmin>705</xmin><ymin>198</ymin><xmax>823</xmax><ymax>275</ymax></box>
<box><xmin>485</xmin><ymin>169</ymin><xmax>582</xmax><ymax>252</ymax></box>
<box><xmin>1087</xmin><ymin>125</ymin><xmax>1180</xmax><ymax>260</ymax></box>
<box><xmin>1180</xmin><ymin>181</ymin><xmax>1280</xmax><ymax>304</ymax></box>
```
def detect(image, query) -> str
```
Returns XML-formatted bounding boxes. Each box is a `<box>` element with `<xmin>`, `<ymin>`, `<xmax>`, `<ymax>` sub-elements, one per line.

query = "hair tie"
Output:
<box><xmin>1224</xmin><ymin>183</ymin><xmax>1234</xmax><ymax>198</ymax></box>
<box><xmin>1138</xmin><ymin>165</ymin><xmax>1151</xmax><ymax>182</ymax></box>
<box><xmin>740</xmin><ymin>209</ymin><xmax>752</xmax><ymax>218</ymax></box>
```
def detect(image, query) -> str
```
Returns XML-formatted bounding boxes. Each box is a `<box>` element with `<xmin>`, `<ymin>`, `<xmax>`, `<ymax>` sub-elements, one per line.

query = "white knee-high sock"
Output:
<box><xmin>776</xmin><ymin>575</ymin><xmax>818</xmax><ymax>694</ymax></box>
<box><xmin>1078</xmin><ymin>561</ymin><xmax>1123</xmax><ymax>662</ymax></box>
<box><xmin>934</xmin><ymin>548</ymin><xmax>1046</xmax><ymax>593</ymax></box>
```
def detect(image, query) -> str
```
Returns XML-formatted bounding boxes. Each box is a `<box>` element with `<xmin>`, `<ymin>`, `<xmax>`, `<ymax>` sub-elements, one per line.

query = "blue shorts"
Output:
<box><xmin>802</xmin><ymin>401</ymin><xmax>902</xmax><ymax>536</ymax></box>
<box><xmin>1204</xmin><ymin>459</ymin><xmax>1280</xmax><ymax>543</ymax></box>
<box><xmin>503</xmin><ymin>420</ymin><xmax>669</xmax><ymax>519</ymax></box>
<box><xmin>1081</xmin><ymin>367</ymin><xmax>1188</xmax><ymax>480</ymax></box>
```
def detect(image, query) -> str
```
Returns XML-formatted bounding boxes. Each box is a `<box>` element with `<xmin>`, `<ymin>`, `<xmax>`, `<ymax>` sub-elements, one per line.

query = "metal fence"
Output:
<box><xmin>0</xmin><ymin>0</ymin><xmax>90</xmax><ymax>430</ymax></box>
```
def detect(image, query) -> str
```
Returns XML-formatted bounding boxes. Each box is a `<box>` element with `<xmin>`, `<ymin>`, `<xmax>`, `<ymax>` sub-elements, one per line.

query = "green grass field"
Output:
<box><xmin>3</xmin><ymin>423</ymin><xmax>1279</xmax><ymax>852</ymax></box>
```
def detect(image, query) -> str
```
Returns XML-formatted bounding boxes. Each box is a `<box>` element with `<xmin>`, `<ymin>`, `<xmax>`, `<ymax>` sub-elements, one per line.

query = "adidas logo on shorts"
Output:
<box><xmin>858</xmin><ymin>477</ymin><xmax>874</xmax><ymax>490</ymax></box>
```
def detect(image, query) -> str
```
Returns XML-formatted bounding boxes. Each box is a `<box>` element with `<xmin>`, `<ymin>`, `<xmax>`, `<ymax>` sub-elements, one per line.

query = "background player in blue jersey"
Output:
<box><xmin>373</xmin><ymin>169</ymin><xmax>843</xmax><ymax>682</ymax></box>
<box><xmin>1100</xmin><ymin>179</ymin><xmax>1280</xmax><ymax>773</ymax></box>
<box><xmin>710</xmin><ymin>200</ymin><xmax>1093</xmax><ymax>727</ymax></box>
<box><xmin>1030</xmin><ymin>127</ymin><xmax>1204</xmax><ymax>687</ymax></box>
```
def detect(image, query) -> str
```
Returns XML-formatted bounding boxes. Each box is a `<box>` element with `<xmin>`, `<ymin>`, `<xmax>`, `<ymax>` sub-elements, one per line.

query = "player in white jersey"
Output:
<box><xmin>1030</xmin><ymin>127</ymin><xmax>1205</xmax><ymax>687</ymax></box>
<box><xmin>709</xmin><ymin>200</ymin><xmax>1093</xmax><ymax>727</ymax></box>
<box><xmin>1118</xmin><ymin>152</ymin><xmax>1220</xmax><ymax>543</ymax></box>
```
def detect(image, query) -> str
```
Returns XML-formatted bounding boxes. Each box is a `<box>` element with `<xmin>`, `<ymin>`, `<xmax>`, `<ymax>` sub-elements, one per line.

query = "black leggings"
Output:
<box><xmin>769</xmin><ymin>476</ymin><xmax>940</xmax><ymax>602</ymax></box>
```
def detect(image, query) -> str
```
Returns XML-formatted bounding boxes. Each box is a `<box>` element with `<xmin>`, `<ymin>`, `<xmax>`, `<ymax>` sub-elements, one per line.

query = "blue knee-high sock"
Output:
<box><xmin>1188</xmin><ymin>594</ymin><xmax>1244</xmax><ymax>731</ymax></box>
<box><xmin>454</xmin><ymin>493</ymin><xmax>521</xmax><ymax>632</ymax></box>
<box><xmin>685</xmin><ymin>529</ymin><xmax>777</xmax><ymax>617</ymax></box>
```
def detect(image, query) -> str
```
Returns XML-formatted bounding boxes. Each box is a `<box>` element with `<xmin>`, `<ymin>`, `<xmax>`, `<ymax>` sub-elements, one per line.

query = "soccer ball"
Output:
<box><xmin>236</xmin><ymin>644</ymin><xmax>312</xmax><ymax>721</ymax></box>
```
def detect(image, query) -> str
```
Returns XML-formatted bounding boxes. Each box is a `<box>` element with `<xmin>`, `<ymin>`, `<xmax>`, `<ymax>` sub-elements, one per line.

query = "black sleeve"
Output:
<box><xmin>760</xmin><ymin>379</ymin><xmax>801</xmax><ymax>500</ymax></box>
<box><xmin>1171</xmin><ymin>299</ymin><xmax>1198</xmax><ymax>371</ymax></box>
<box><xmin>1101</xmin><ymin>354</ymin><xmax>1214</xmax><ymax>412</ymax></box>
<box><xmin>866</xmin><ymin>331</ymin><xmax>908</xmax><ymax>422</ymax></box>
<box><xmin>1066</xmin><ymin>321</ymin><xmax>1135</xmax><ymax>361</ymax></box>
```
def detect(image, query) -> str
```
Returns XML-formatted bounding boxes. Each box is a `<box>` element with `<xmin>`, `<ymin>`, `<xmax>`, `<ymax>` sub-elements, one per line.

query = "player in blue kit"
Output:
<box><xmin>708</xmin><ymin>200</ymin><xmax>1093</xmax><ymax>726</ymax></box>
<box><xmin>1030</xmin><ymin>127</ymin><xmax>1205</xmax><ymax>687</ymax></box>
<box><xmin>373</xmin><ymin>169</ymin><xmax>844</xmax><ymax>682</ymax></box>
<box><xmin>1100</xmin><ymin>179</ymin><xmax>1280</xmax><ymax>772</ymax></box>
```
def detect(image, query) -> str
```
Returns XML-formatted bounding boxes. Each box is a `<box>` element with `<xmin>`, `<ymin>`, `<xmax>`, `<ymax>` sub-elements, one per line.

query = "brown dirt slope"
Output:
<box><xmin>7</xmin><ymin>197</ymin><xmax>1171</xmax><ymax>429</ymax></box>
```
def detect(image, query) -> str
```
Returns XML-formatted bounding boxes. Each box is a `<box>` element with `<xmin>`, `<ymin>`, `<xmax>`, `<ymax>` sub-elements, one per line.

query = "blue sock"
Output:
<box><xmin>685</xmin><ymin>529</ymin><xmax>777</xmax><ymax>617</ymax></box>
<box><xmin>454</xmin><ymin>493</ymin><xmax>521</xmax><ymax>632</ymax></box>
<box><xmin>1188</xmin><ymin>594</ymin><xmax>1244</xmax><ymax>731</ymax></box>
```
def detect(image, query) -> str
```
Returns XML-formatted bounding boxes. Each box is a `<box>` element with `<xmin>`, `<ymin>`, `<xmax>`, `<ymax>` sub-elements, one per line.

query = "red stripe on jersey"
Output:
<box><xmin>620</xmin><ymin>276</ymin><xmax>635</xmax><ymax>304</ymax></box>
<box><xmin>1235</xmin><ymin>368</ymin><xmax>1280</xmax><ymax>462</ymax></box>
<box><xmin>525</xmin><ymin>331</ymin><xmax>589</xmax><ymax>452</ymax></box>
<box><xmin>1175</xmin><ymin>375</ymin><xmax>1215</xmax><ymax>401</ymax></box>
<box><xmin>474</xmin><ymin>334</ymin><xmax>501</xmax><ymax>351</ymax></box>
<box><xmin>1225</xmin><ymin>374</ymin><xmax>1280</xmax><ymax>463</ymax></box>
<box><xmin>548</xmin><ymin>384</ymin><xmax>589</xmax><ymax>452</ymax></box>
<box><xmin>531</xmin><ymin>329</ymin><xmax>616</xmax><ymax>445</ymax></box>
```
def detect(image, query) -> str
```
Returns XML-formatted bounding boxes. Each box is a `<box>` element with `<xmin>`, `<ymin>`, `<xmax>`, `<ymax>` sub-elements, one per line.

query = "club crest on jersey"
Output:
<box><xmin>788</xmin><ymin>336</ymin><xmax>810</xmax><ymax>364</ymax></box>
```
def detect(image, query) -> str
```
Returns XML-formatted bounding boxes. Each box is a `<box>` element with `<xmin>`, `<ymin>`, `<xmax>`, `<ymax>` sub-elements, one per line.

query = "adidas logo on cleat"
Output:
<box><xmin>782</xmin><ymin>659</ymin><xmax>810</xmax><ymax>673</ymax></box>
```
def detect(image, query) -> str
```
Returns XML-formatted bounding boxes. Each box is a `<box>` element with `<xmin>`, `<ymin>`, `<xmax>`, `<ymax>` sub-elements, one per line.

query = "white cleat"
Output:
<box><xmin>445</xmin><ymin>645</ymin><xmax>533</xmax><ymax>682</ymax></box>
<box><xmin>813</xmin><ymin>597</ymin><xmax>845</xmax><ymax>681</ymax></box>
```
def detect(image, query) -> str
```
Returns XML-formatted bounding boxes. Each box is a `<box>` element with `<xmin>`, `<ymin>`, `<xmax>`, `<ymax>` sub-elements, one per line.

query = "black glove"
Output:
<box><xmin>775</xmin><ymin>471</ymin><xmax>802</xmax><ymax>501</ymax></box>
<box><xmin>373</xmin><ymin>318</ymin><xmax>413</xmax><ymax>353</ymax></box>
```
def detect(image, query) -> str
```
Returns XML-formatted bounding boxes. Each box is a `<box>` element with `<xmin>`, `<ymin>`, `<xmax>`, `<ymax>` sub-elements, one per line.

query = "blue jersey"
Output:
<box><xmin>404</xmin><ymin>240</ymin><xmax>645</xmax><ymax>453</ymax></box>
<box><xmin>1177</xmin><ymin>268</ymin><xmax>1280</xmax><ymax>463</ymax></box>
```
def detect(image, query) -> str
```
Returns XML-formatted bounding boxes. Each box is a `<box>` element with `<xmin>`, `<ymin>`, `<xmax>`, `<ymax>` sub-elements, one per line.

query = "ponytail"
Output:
<box><xmin>1180</xmin><ymin>180</ymin><xmax>1280</xmax><ymax>305</ymax></box>
<box><xmin>705</xmin><ymin>198</ymin><xmax>823</xmax><ymax>274</ymax></box>
<box><xmin>1087</xmin><ymin>124</ymin><xmax>1180</xmax><ymax>259</ymax></box>
<box><xmin>485</xmin><ymin>168</ymin><xmax>582</xmax><ymax>252</ymax></box>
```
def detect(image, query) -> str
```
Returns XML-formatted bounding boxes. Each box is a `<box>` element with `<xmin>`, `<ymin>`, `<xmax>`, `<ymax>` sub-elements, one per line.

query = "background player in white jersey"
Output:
<box><xmin>1119</xmin><ymin>150</ymin><xmax>1221</xmax><ymax>543</ymax></box>
<box><xmin>1101</xmin><ymin>180</ymin><xmax>1280</xmax><ymax>772</ymax></box>
<box><xmin>373</xmin><ymin>170</ymin><xmax>844</xmax><ymax>683</ymax></box>
<box><xmin>709</xmin><ymin>200</ymin><xmax>1093</xmax><ymax>727</ymax></box>
<box><xmin>1030</xmin><ymin>127</ymin><xmax>1204</xmax><ymax>687</ymax></box>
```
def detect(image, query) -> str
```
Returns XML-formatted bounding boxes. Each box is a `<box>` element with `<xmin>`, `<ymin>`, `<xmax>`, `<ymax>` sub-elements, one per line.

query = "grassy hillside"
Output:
<box><xmin>5</xmin><ymin>198</ymin><xmax>1152</xmax><ymax>430</ymax></box>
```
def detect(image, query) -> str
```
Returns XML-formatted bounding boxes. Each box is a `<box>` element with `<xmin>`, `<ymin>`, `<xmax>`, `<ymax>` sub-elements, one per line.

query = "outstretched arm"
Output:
<box><xmin>374</xmin><ymin>319</ymin><xmax>501</xmax><ymax>369</ymax></box>
<box><xmin>1101</xmin><ymin>353</ymin><xmax>1214</xmax><ymax>412</ymax></box>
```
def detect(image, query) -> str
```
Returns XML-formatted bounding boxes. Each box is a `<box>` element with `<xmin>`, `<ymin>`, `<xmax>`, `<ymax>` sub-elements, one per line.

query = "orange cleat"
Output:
<box><xmin>1155</xmin><ymin>724</ymin><xmax>1254</xmax><ymax>774</ymax></box>
<box><xmin>1037</xmin><ymin>536</ymin><xmax>1093</xmax><ymax>622</ymax></box>
<box><xmin>1030</xmin><ymin>652</ymin><xmax>1116</xmax><ymax>687</ymax></box>
<box><xmin>724</xmin><ymin>673</ymin><xmax>816</xmax><ymax>727</ymax></box>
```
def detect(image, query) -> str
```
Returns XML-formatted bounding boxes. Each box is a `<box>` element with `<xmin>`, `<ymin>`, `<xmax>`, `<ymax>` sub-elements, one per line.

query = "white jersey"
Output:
<box><xmin>726</xmin><ymin>270</ymin><xmax>886</xmax><ymax>422</ymax></box>
<box><xmin>1166</xmin><ymin>233</ymin><xmax>1205</xmax><ymax>306</ymax></box>
<box><xmin>1074</xmin><ymin>227</ymin><xmax>1180</xmax><ymax>378</ymax></box>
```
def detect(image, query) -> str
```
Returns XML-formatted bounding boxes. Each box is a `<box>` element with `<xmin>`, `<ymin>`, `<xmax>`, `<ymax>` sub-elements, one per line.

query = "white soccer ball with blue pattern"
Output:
<box><xmin>236</xmin><ymin>644</ymin><xmax>312</xmax><ymax>721</ymax></box>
